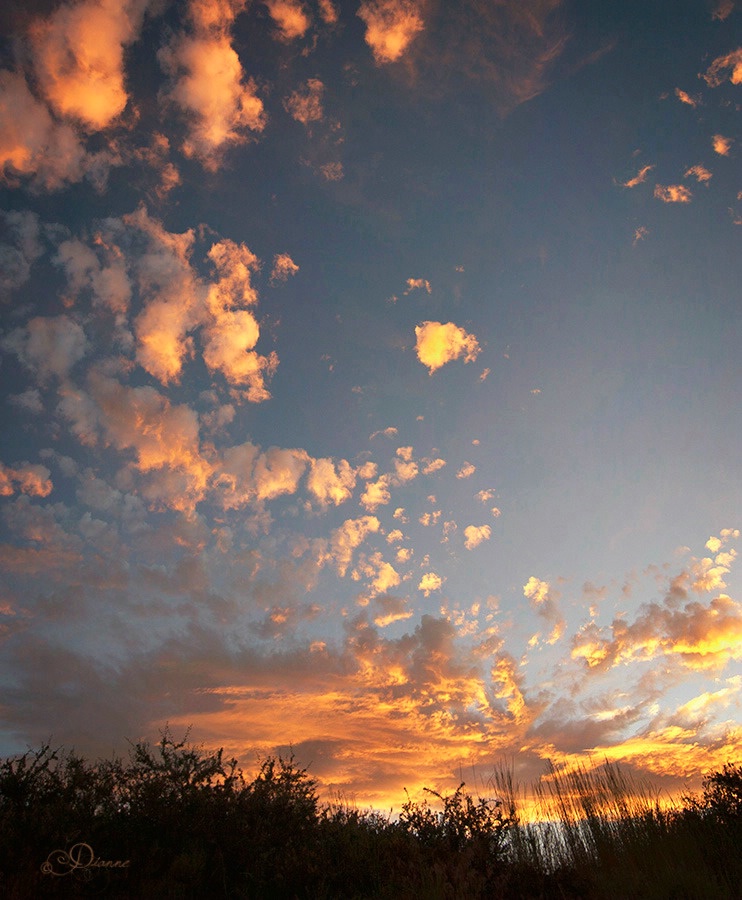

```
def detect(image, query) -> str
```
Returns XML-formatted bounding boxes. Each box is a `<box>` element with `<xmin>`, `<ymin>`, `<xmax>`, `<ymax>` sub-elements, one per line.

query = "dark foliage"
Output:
<box><xmin>0</xmin><ymin>733</ymin><xmax>741</xmax><ymax>898</ymax></box>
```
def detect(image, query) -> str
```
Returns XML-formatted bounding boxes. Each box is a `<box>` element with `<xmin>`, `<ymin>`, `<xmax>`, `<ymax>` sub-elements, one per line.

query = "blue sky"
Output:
<box><xmin>1</xmin><ymin>0</ymin><xmax>741</xmax><ymax>810</ymax></box>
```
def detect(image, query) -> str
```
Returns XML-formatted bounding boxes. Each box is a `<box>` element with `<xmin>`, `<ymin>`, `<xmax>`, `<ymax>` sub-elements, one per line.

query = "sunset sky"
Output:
<box><xmin>1</xmin><ymin>0</ymin><xmax>742</xmax><ymax>812</ymax></box>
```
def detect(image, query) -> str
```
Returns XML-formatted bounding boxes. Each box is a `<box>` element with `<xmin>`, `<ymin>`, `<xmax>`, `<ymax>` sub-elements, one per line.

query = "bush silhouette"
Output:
<box><xmin>1</xmin><ymin>733</ymin><xmax>741</xmax><ymax>898</ymax></box>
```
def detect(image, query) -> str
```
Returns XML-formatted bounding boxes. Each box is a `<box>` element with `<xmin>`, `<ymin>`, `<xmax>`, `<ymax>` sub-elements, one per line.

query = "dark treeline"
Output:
<box><xmin>1</xmin><ymin>729</ymin><xmax>741</xmax><ymax>898</ymax></box>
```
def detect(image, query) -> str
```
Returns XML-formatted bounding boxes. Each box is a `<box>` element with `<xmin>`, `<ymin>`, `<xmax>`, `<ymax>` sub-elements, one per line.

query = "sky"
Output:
<box><xmin>1</xmin><ymin>0</ymin><xmax>741</xmax><ymax>813</ymax></box>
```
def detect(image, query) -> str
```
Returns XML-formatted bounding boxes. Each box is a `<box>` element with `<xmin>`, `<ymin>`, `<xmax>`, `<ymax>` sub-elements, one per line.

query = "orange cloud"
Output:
<box><xmin>620</xmin><ymin>164</ymin><xmax>654</xmax><ymax>188</ymax></box>
<box><xmin>0</xmin><ymin>70</ymin><xmax>91</xmax><ymax>190</ymax></box>
<box><xmin>712</xmin><ymin>134</ymin><xmax>733</xmax><ymax>156</ymax></box>
<box><xmin>328</xmin><ymin>516</ymin><xmax>380</xmax><ymax>576</ymax></box>
<box><xmin>404</xmin><ymin>277</ymin><xmax>431</xmax><ymax>294</ymax></box>
<box><xmin>159</xmin><ymin>0</ymin><xmax>265</xmax><ymax>168</ymax></box>
<box><xmin>654</xmin><ymin>184</ymin><xmax>692</xmax><ymax>203</ymax></box>
<box><xmin>464</xmin><ymin>524</ymin><xmax>491</xmax><ymax>550</ymax></box>
<box><xmin>317</xmin><ymin>0</ymin><xmax>338</xmax><ymax>24</ymax></box>
<box><xmin>270</xmin><ymin>253</ymin><xmax>299</xmax><ymax>283</ymax></box>
<box><xmin>674</xmin><ymin>88</ymin><xmax>698</xmax><ymax>107</ymax></box>
<box><xmin>524</xmin><ymin>576</ymin><xmax>565</xmax><ymax>643</ymax></box>
<box><xmin>418</xmin><ymin>571</ymin><xmax>443</xmax><ymax>595</ymax></box>
<box><xmin>685</xmin><ymin>164</ymin><xmax>712</xmax><ymax>183</ymax></box>
<box><xmin>414</xmin><ymin>320</ymin><xmax>481</xmax><ymax>373</ymax></box>
<box><xmin>357</xmin><ymin>0</ymin><xmax>424</xmax><ymax>64</ymax></box>
<box><xmin>264</xmin><ymin>0</ymin><xmax>311</xmax><ymax>40</ymax></box>
<box><xmin>0</xmin><ymin>462</ymin><xmax>53</xmax><ymax>498</ymax></box>
<box><xmin>456</xmin><ymin>462</ymin><xmax>476</xmax><ymax>479</ymax></box>
<box><xmin>307</xmin><ymin>457</ymin><xmax>357</xmax><ymax>506</ymax></box>
<box><xmin>702</xmin><ymin>47</ymin><xmax>742</xmax><ymax>87</ymax></box>
<box><xmin>284</xmin><ymin>78</ymin><xmax>324</xmax><ymax>125</ymax></box>
<box><xmin>29</xmin><ymin>0</ymin><xmax>148</xmax><ymax>131</ymax></box>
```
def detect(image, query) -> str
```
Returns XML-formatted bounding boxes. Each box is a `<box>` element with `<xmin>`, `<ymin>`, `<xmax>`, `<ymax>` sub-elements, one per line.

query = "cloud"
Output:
<box><xmin>307</xmin><ymin>457</ymin><xmax>357</xmax><ymax>506</ymax></box>
<box><xmin>0</xmin><ymin>462</ymin><xmax>53</xmax><ymax>498</ymax></box>
<box><xmin>373</xmin><ymin>593</ymin><xmax>413</xmax><ymax>627</ymax></box>
<box><xmin>414</xmin><ymin>320</ymin><xmax>481</xmax><ymax>373</ymax></box>
<box><xmin>620</xmin><ymin>164</ymin><xmax>654</xmax><ymax>188</ymax></box>
<box><xmin>654</xmin><ymin>184</ymin><xmax>692</xmax><ymax>203</ymax></box>
<box><xmin>674</xmin><ymin>88</ymin><xmax>699</xmax><ymax>107</ymax></box>
<box><xmin>0</xmin><ymin>70</ymin><xmax>95</xmax><ymax>190</ymax></box>
<box><xmin>317</xmin><ymin>0</ymin><xmax>338</xmax><ymax>24</ymax></box>
<box><xmin>328</xmin><ymin>516</ymin><xmax>380</xmax><ymax>577</ymax></box>
<box><xmin>464</xmin><ymin>524</ymin><xmax>491</xmax><ymax>550</ymax></box>
<box><xmin>523</xmin><ymin>576</ymin><xmax>565</xmax><ymax>643</ymax></box>
<box><xmin>4</xmin><ymin>315</ymin><xmax>88</xmax><ymax>382</ymax></box>
<box><xmin>404</xmin><ymin>277</ymin><xmax>431</xmax><ymax>294</ymax></box>
<box><xmin>264</xmin><ymin>0</ymin><xmax>311</xmax><ymax>40</ymax></box>
<box><xmin>633</xmin><ymin>226</ymin><xmax>649</xmax><ymax>246</ymax></box>
<box><xmin>711</xmin><ymin>0</ymin><xmax>735</xmax><ymax>21</ymax></box>
<box><xmin>456</xmin><ymin>462</ymin><xmax>476</xmax><ymax>479</ymax></box>
<box><xmin>712</xmin><ymin>134</ymin><xmax>734</xmax><ymax>156</ymax></box>
<box><xmin>572</xmin><ymin>590</ymin><xmax>742</xmax><ymax>674</ymax></box>
<box><xmin>418</xmin><ymin>571</ymin><xmax>443</xmax><ymax>596</ymax></box>
<box><xmin>270</xmin><ymin>253</ymin><xmax>299</xmax><ymax>283</ymax></box>
<box><xmin>159</xmin><ymin>0</ymin><xmax>265</xmax><ymax>168</ymax></box>
<box><xmin>357</xmin><ymin>0</ymin><xmax>425</xmax><ymax>64</ymax></box>
<box><xmin>29</xmin><ymin>0</ymin><xmax>150</xmax><ymax>131</ymax></box>
<box><xmin>284</xmin><ymin>78</ymin><xmax>324</xmax><ymax>125</ymax></box>
<box><xmin>685</xmin><ymin>164</ymin><xmax>712</xmax><ymax>183</ymax></box>
<box><xmin>0</xmin><ymin>210</ymin><xmax>43</xmax><ymax>296</ymax></box>
<box><xmin>701</xmin><ymin>47</ymin><xmax>742</xmax><ymax>87</ymax></box>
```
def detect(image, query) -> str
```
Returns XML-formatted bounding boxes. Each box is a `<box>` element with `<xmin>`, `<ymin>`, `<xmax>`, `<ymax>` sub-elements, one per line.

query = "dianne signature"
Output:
<box><xmin>41</xmin><ymin>842</ymin><xmax>130</xmax><ymax>877</ymax></box>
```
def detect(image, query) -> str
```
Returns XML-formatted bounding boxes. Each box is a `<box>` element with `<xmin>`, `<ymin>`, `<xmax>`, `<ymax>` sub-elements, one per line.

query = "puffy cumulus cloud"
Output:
<box><xmin>54</xmin><ymin>237</ymin><xmax>132</xmax><ymax>336</ymax></box>
<box><xmin>706</xmin><ymin>529</ymin><xmax>740</xmax><ymax>554</ymax></box>
<box><xmin>89</xmin><ymin>372</ymin><xmax>212</xmax><ymax>510</ymax></box>
<box><xmin>327</xmin><ymin>515</ymin><xmax>380</xmax><ymax>576</ymax></box>
<box><xmin>29</xmin><ymin>0</ymin><xmax>150</xmax><ymax>130</ymax></box>
<box><xmin>702</xmin><ymin>47</ymin><xmax>742</xmax><ymax>87</ymax></box>
<box><xmin>0</xmin><ymin>462</ymin><xmax>53</xmax><ymax>498</ymax></box>
<box><xmin>124</xmin><ymin>208</ymin><xmax>201</xmax><ymax>384</ymax></box>
<box><xmin>4</xmin><ymin>314</ymin><xmax>88</xmax><ymax>382</ymax></box>
<box><xmin>524</xmin><ymin>576</ymin><xmax>565</xmax><ymax>643</ymax></box>
<box><xmin>352</xmin><ymin>551</ymin><xmax>401</xmax><ymax>597</ymax></box>
<box><xmin>690</xmin><ymin>550</ymin><xmax>737</xmax><ymax>593</ymax></box>
<box><xmin>393</xmin><ymin>446</ymin><xmax>418</xmax><ymax>482</ymax></box>
<box><xmin>357</xmin><ymin>0</ymin><xmax>425</xmax><ymax>64</ymax></box>
<box><xmin>306</xmin><ymin>457</ymin><xmax>356</xmax><ymax>506</ymax></box>
<box><xmin>264</xmin><ymin>0</ymin><xmax>311</xmax><ymax>40</ymax></box>
<box><xmin>620</xmin><ymin>164</ymin><xmax>654</xmax><ymax>188</ymax></box>
<box><xmin>284</xmin><ymin>78</ymin><xmax>324</xmax><ymax>125</ymax></box>
<box><xmin>0</xmin><ymin>70</ymin><xmax>94</xmax><ymax>190</ymax></box>
<box><xmin>685</xmin><ymin>164</ymin><xmax>712</xmax><ymax>183</ymax></box>
<box><xmin>159</xmin><ymin>0</ymin><xmax>265</xmax><ymax>169</ymax></box>
<box><xmin>360</xmin><ymin>474</ymin><xmax>391</xmax><ymax>511</ymax></box>
<box><xmin>319</xmin><ymin>161</ymin><xmax>344</xmax><ymax>181</ymax></box>
<box><xmin>414</xmin><ymin>320</ymin><xmax>481</xmax><ymax>373</ymax></box>
<box><xmin>202</xmin><ymin>238</ymin><xmax>276</xmax><ymax>389</ymax></box>
<box><xmin>418</xmin><ymin>571</ymin><xmax>443</xmax><ymax>596</ymax></box>
<box><xmin>713</xmin><ymin>134</ymin><xmax>734</xmax><ymax>156</ymax></box>
<box><xmin>456</xmin><ymin>461</ymin><xmax>476</xmax><ymax>479</ymax></box>
<box><xmin>654</xmin><ymin>184</ymin><xmax>692</xmax><ymax>203</ymax></box>
<box><xmin>418</xmin><ymin>458</ymin><xmax>443</xmax><ymax>477</ymax></box>
<box><xmin>217</xmin><ymin>442</ymin><xmax>310</xmax><ymax>507</ymax></box>
<box><xmin>0</xmin><ymin>210</ymin><xmax>43</xmax><ymax>296</ymax></box>
<box><xmin>464</xmin><ymin>524</ymin><xmax>491</xmax><ymax>550</ymax></box>
<box><xmin>270</xmin><ymin>253</ymin><xmax>299</xmax><ymax>283</ymax></box>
